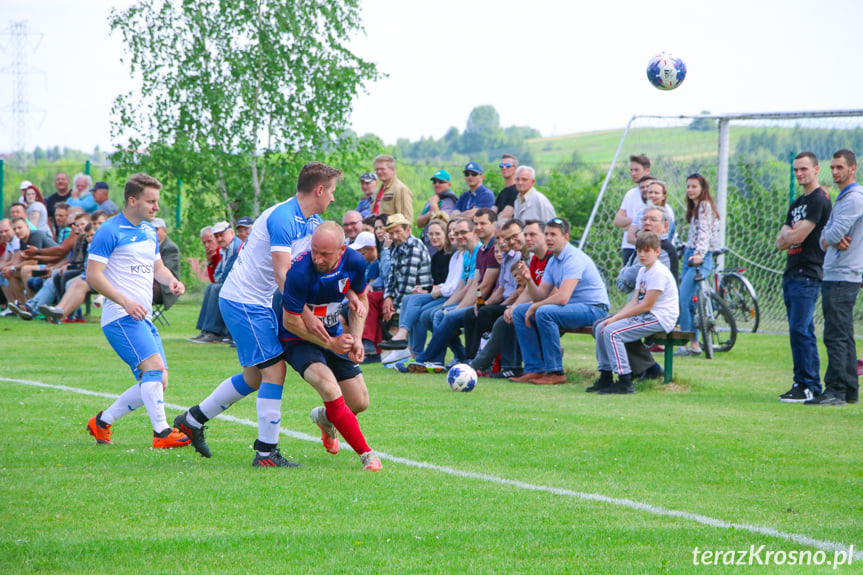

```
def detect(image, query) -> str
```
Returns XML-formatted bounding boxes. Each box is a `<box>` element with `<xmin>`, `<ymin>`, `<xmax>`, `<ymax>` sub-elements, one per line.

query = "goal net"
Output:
<box><xmin>578</xmin><ymin>110</ymin><xmax>863</xmax><ymax>334</ymax></box>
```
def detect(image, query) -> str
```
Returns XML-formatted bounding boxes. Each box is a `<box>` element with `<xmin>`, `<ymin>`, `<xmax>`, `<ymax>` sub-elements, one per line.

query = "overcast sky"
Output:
<box><xmin>2</xmin><ymin>0</ymin><xmax>862</xmax><ymax>153</ymax></box>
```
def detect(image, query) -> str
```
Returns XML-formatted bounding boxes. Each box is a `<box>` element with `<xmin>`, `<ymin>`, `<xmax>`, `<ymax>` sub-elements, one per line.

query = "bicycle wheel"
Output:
<box><xmin>696</xmin><ymin>286</ymin><xmax>714</xmax><ymax>359</ymax></box>
<box><xmin>710</xmin><ymin>292</ymin><xmax>738</xmax><ymax>352</ymax></box>
<box><xmin>719</xmin><ymin>273</ymin><xmax>760</xmax><ymax>333</ymax></box>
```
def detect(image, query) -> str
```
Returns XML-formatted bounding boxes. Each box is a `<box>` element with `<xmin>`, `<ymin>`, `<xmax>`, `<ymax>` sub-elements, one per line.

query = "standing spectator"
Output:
<box><xmin>775</xmin><ymin>152</ymin><xmax>832</xmax><ymax>403</ymax></box>
<box><xmin>20</xmin><ymin>182</ymin><xmax>51</xmax><ymax>236</ymax></box>
<box><xmin>495</xmin><ymin>154</ymin><xmax>519</xmax><ymax>219</ymax></box>
<box><xmin>372</xmin><ymin>154</ymin><xmax>413</xmax><ymax>223</ymax></box>
<box><xmin>614</xmin><ymin>154</ymin><xmax>652</xmax><ymax>265</ymax></box>
<box><xmin>53</xmin><ymin>202</ymin><xmax>70</xmax><ymax>242</ymax></box>
<box><xmin>416</xmin><ymin>169</ymin><xmax>458</xmax><ymax>255</ymax></box>
<box><xmin>512</xmin><ymin>166</ymin><xmax>556</xmax><ymax>223</ymax></box>
<box><xmin>806</xmin><ymin>149</ymin><xmax>863</xmax><ymax>406</ymax></box>
<box><xmin>627</xmin><ymin>179</ymin><xmax>676</xmax><ymax>244</ymax></box>
<box><xmin>236</xmin><ymin>216</ymin><xmax>253</xmax><ymax>243</ymax></box>
<box><xmin>84</xmin><ymin>172</ymin><xmax>190</xmax><ymax>449</ymax></box>
<box><xmin>91</xmin><ymin>181</ymin><xmax>119</xmax><ymax>216</ymax></box>
<box><xmin>341</xmin><ymin>210</ymin><xmax>364</xmax><ymax>244</ymax></box>
<box><xmin>10</xmin><ymin>203</ymin><xmax>37</xmax><ymax>232</ymax></box>
<box><xmin>356</xmin><ymin>172</ymin><xmax>377</xmax><ymax>218</ymax></box>
<box><xmin>68</xmin><ymin>173</ymin><xmax>98</xmax><ymax>213</ymax></box>
<box><xmin>452</xmin><ymin>161</ymin><xmax>495</xmax><ymax>220</ymax></box>
<box><xmin>45</xmin><ymin>172</ymin><xmax>72</xmax><ymax>226</ymax></box>
<box><xmin>675</xmin><ymin>173</ymin><xmax>721</xmax><ymax>356</ymax></box>
<box><xmin>511</xmin><ymin>217</ymin><xmax>609</xmax><ymax>385</ymax></box>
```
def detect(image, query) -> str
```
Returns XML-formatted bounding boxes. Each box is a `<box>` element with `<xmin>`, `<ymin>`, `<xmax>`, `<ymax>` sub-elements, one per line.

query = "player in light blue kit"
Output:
<box><xmin>85</xmin><ymin>173</ymin><xmax>191</xmax><ymax>449</ymax></box>
<box><xmin>175</xmin><ymin>162</ymin><xmax>342</xmax><ymax>467</ymax></box>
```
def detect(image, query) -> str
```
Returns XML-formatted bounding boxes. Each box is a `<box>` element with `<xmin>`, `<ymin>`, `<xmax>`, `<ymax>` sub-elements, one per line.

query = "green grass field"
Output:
<box><xmin>2</xmin><ymin>301</ymin><xmax>862</xmax><ymax>574</ymax></box>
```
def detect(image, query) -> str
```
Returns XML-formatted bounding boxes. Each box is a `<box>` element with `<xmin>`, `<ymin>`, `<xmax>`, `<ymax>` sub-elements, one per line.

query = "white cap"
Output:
<box><xmin>348</xmin><ymin>231</ymin><xmax>376</xmax><ymax>251</ymax></box>
<box><xmin>212</xmin><ymin>221</ymin><xmax>231</xmax><ymax>234</ymax></box>
<box><xmin>152</xmin><ymin>218</ymin><xmax>167</xmax><ymax>229</ymax></box>
<box><xmin>19</xmin><ymin>180</ymin><xmax>33</xmax><ymax>190</ymax></box>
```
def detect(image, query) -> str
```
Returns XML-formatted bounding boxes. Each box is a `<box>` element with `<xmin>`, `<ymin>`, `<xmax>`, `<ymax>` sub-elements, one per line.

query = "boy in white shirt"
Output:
<box><xmin>592</xmin><ymin>232</ymin><xmax>679</xmax><ymax>394</ymax></box>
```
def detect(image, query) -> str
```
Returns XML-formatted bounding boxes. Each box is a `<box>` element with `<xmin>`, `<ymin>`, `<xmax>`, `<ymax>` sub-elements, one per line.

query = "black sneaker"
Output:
<box><xmin>378</xmin><ymin>339</ymin><xmax>408</xmax><ymax>350</ymax></box>
<box><xmin>173</xmin><ymin>412</ymin><xmax>212</xmax><ymax>458</ymax></box>
<box><xmin>804</xmin><ymin>392</ymin><xmax>846</xmax><ymax>406</ymax></box>
<box><xmin>586</xmin><ymin>371</ymin><xmax>614</xmax><ymax>393</ymax></box>
<box><xmin>491</xmin><ymin>369</ymin><xmax>523</xmax><ymax>380</ymax></box>
<box><xmin>779</xmin><ymin>384</ymin><xmax>814</xmax><ymax>403</ymax></box>
<box><xmin>252</xmin><ymin>448</ymin><xmax>300</xmax><ymax>468</ymax></box>
<box><xmin>599</xmin><ymin>374</ymin><xmax>636</xmax><ymax>395</ymax></box>
<box><xmin>639</xmin><ymin>362</ymin><xmax>665</xmax><ymax>381</ymax></box>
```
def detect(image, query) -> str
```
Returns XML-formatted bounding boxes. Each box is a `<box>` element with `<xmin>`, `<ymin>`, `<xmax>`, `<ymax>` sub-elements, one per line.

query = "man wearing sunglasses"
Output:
<box><xmin>495</xmin><ymin>154</ymin><xmax>519</xmax><ymax>219</ymax></box>
<box><xmin>452</xmin><ymin>161</ymin><xmax>495</xmax><ymax>220</ymax></box>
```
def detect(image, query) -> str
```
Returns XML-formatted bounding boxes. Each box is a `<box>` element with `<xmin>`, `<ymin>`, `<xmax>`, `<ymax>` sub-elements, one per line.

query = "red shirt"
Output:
<box><xmin>529</xmin><ymin>251</ymin><xmax>552</xmax><ymax>285</ymax></box>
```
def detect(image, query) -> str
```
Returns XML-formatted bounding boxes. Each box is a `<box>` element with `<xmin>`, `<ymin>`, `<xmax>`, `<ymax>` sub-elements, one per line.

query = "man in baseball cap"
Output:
<box><xmin>453</xmin><ymin>161</ymin><xmax>494</xmax><ymax>219</ymax></box>
<box><xmin>235</xmin><ymin>216</ymin><xmax>253</xmax><ymax>243</ymax></box>
<box><xmin>356</xmin><ymin>172</ymin><xmax>378</xmax><ymax>218</ymax></box>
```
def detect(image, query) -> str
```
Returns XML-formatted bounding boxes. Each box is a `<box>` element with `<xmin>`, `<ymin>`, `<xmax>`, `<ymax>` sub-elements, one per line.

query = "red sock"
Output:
<box><xmin>324</xmin><ymin>396</ymin><xmax>370</xmax><ymax>455</ymax></box>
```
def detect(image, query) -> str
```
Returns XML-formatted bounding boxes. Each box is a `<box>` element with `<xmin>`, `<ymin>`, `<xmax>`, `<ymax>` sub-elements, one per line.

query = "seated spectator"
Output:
<box><xmin>0</xmin><ymin>218</ymin><xmax>22</xmax><ymax>312</ymax></box>
<box><xmin>67</xmin><ymin>173</ymin><xmax>98</xmax><ymax>213</ymax></box>
<box><xmin>151</xmin><ymin>218</ymin><xmax>181</xmax><ymax>311</ymax></box>
<box><xmin>513</xmin><ymin>166</ymin><xmax>556</xmax><ymax>223</ymax></box>
<box><xmin>342</xmin><ymin>210</ymin><xmax>364</xmax><ymax>244</ymax></box>
<box><xmin>463</xmin><ymin>218</ymin><xmax>526</xmax><ymax>361</ymax></box>
<box><xmin>6</xmin><ymin>216</ymin><xmax>58</xmax><ymax>302</ymax></box>
<box><xmin>348</xmin><ymin>231</ymin><xmax>380</xmax><ymax>284</ymax></box>
<box><xmin>469</xmin><ymin>219</ymin><xmax>551</xmax><ymax>379</ymax></box>
<box><xmin>356</xmin><ymin>172</ymin><xmax>377</xmax><ymax>218</ymax></box>
<box><xmin>511</xmin><ymin>217</ymin><xmax>609</xmax><ymax>385</ymax></box>
<box><xmin>235</xmin><ymin>216</ymin><xmax>254</xmax><ymax>243</ymax></box>
<box><xmin>13</xmin><ymin>212</ymin><xmax>90</xmax><ymax>321</ymax></box>
<box><xmin>452</xmin><ymin>161</ymin><xmax>494</xmax><ymax>220</ymax></box>
<box><xmin>609</xmin><ymin>207</ymin><xmax>680</xmax><ymax>380</ymax></box>
<box><xmin>379</xmin><ymin>217</ymin><xmax>459</xmax><ymax>362</ymax></box>
<box><xmin>396</xmin><ymin>210</ymin><xmax>500</xmax><ymax>372</ymax></box>
<box><xmin>371</xmin><ymin>214</ymin><xmax>391</xmax><ymax>292</ymax></box>
<box><xmin>364</xmin><ymin>214</ymin><xmax>432</xmax><ymax>355</ymax></box>
<box><xmin>188</xmin><ymin>221</ymin><xmax>240</xmax><ymax>344</ymax></box>
<box><xmin>416</xmin><ymin>169</ymin><xmax>458</xmax><ymax>255</ymax></box>
<box><xmin>9</xmin><ymin>202</ymin><xmax>37</xmax><ymax>232</ymax></box>
<box><xmin>186</xmin><ymin>226</ymin><xmax>221</xmax><ymax>283</ymax></box>
<box><xmin>591</xmin><ymin>232</ymin><xmax>679</xmax><ymax>394</ymax></box>
<box><xmin>90</xmin><ymin>181</ymin><xmax>119</xmax><ymax>216</ymax></box>
<box><xmin>20</xmin><ymin>182</ymin><xmax>52</xmax><ymax>237</ymax></box>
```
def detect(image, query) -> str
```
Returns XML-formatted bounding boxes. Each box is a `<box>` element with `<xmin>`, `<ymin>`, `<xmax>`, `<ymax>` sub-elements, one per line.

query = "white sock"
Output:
<box><xmin>199</xmin><ymin>373</ymin><xmax>255</xmax><ymax>420</ymax></box>
<box><xmin>140</xmin><ymin>371</ymin><xmax>169</xmax><ymax>433</ymax></box>
<box><xmin>101</xmin><ymin>384</ymin><xmax>145</xmax><ymax>425</ymax></box>
<box><xmin>256</xmin><ymin>382</ymin><xmax>283</xmax><ymax>449</ymax></box>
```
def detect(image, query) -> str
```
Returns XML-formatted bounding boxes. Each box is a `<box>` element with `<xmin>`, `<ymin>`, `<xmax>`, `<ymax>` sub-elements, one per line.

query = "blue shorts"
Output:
<box><xmin>220</xmin><ymin>297</ymin><xmax>283</xmax><ymax>368</ymax></box>
<box><xmin>282</xmin><ymin>339</ymin><xmax>362</xmax><ymax>382</ymax></box>
<box><xmin>102</xmin><ymin>316</ymin><xmax>167</xmax><ymax>380</ymax></box>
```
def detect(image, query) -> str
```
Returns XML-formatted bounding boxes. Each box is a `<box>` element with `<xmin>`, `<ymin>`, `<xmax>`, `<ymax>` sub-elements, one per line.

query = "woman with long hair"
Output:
<box><xmin>20</xmin><ymin>182</ymin><xmax>52</xmax><ymax>236</ymax></box>
<box><xmin>676</xmin><ymin>173</ymin><xmax>721</xmax><ymax>356</ymax></box>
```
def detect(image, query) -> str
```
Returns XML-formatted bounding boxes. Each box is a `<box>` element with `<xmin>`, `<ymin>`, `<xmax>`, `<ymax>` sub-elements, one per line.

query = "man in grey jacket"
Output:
<box><xmin>806</xmin><ymin>149</ymin><xmax>863</xmax><ymax>406</ymax></box>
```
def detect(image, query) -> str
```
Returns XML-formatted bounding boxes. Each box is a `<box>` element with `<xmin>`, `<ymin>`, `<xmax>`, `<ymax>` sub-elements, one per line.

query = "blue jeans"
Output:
<box><xmin>27</xmin><ymin>270</ymin><xmax>60</xmax><ymax>312</ymax></box>
<box><xmin>678</xmin><ymin>248</ymin><xmax>714</xmax><ymax>340</ymax></box>
<box><xmin>399</xmin><ymin>293</ymin><xmax>445</xmax><ymax>354</ymax></box>
<box><xmin>196</xmin><ymin>283</ymin><xmax>228</xmax><ymax>336</ymax></box>
<box><xmin>821</xmin><ymin>281</ymin><xmax>860</xmax><ymax>399</ymax></box>
<box><xmin>783</xmin><ymin>275</ymin><xmax>822</xmax><ymax>393</ymax></box>
<box><xmin>416</xmin><ymin>306</ymin><xmax>470</xmax><ymax>365</ymax></box>
<box><xmin>513</xmin><ymin>302</ymin><xmax>608</xmax><ymax>373</ymax></box>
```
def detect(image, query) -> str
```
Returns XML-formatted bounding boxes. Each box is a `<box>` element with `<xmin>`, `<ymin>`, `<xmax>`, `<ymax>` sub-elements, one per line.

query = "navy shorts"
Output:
<box><xmin>282</xmin><ymin>339</ymin><xmax>362</xmax><ymax>382</ymax></box>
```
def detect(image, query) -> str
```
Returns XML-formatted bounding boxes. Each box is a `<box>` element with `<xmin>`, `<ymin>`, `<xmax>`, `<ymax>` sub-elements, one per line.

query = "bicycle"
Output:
<box><xmin>692</xmin><ymin>261</ymin><xmax>738</xmax><ymax>359</ymax></box>
<box><xmin>712</xmin><ymin>247</ymin><xmax>761</xmax><ymax>333</ymax></box>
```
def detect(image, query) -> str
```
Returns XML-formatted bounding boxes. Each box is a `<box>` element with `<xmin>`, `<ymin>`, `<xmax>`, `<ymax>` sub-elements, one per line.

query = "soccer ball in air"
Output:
<box><xmin>447</xmin><ymin>363</ymin><xmax>477</xmax><ymax>392</ymax></box>
<box><xmin>646</xmin><ymin>52</ymin><xmax>686</xmax><ymax>90</ymax></box>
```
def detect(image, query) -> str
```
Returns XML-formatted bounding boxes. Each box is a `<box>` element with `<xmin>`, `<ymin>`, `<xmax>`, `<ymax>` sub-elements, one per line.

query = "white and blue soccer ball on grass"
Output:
<box><xmin>447</xmin><ymin>363</ymin><xmax>477</xmax><ymax>392</ymax></box>
<box><xmin>646</xmin><ymin>51</ymin><xmax>686</xmax><ymax>90</ymax></box>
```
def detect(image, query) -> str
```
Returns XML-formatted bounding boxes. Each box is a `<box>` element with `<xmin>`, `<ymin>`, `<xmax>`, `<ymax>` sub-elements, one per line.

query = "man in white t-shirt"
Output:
<box><xmin>613</xmin><ymin>154</ymin><xmax>651</xmax><ymax>265</ymax></box>
<box><xmin>592</xmin><ymin>232</ymin><xmax>678</xmax><ymax>395</ymax></box>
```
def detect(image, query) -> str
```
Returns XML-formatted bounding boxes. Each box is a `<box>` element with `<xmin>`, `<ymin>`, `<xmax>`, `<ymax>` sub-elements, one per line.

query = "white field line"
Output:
<box><xmin>5</xmin><ymin>376</ymin><xmax>861</xmax><ymax>561</ymax></box>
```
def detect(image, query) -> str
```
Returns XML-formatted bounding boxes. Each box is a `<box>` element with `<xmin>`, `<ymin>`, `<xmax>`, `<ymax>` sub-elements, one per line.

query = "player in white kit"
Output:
<box><xmin>174</xmin><ymin>162</ymin><xmax>341</xmax><ymax>467</ymax></box>
<box><xmin>85</xmin><ymin>173</ymin><xmax>190</xmax><ymax>449</ymax></box>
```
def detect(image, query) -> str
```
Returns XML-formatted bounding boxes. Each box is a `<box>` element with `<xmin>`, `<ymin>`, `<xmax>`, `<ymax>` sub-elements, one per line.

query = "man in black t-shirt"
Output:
<box><xmin>494</xmin><ymin>153</ymin><xmax>519</xmax><ymax>219</ymax></box>
<box><xmin>775</xmin><ymin>152</ymin><xmax>832</xmax><ymax>403</ymax></box>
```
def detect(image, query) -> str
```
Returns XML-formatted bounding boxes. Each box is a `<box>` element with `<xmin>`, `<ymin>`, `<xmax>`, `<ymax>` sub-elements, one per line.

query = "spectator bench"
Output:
<box><xmin>564</xmin><ymin>326</ymin><xmax>696</xmax><ymax>384</ymax></box>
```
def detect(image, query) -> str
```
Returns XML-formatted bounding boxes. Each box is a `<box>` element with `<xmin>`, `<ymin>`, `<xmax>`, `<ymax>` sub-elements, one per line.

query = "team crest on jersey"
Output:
<box><xmin>338</xmin><ymin>278</ymin><xmax>350</xmax><ymax>294</ymax></box>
